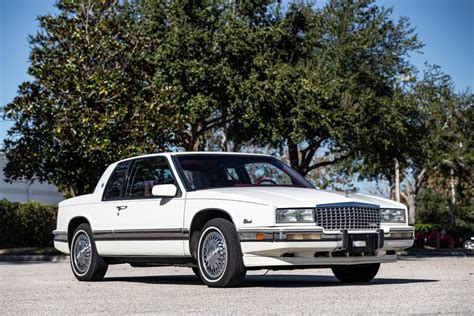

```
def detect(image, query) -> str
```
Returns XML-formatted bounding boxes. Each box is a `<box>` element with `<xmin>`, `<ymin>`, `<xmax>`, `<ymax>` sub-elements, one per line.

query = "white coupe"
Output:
<box><xmin>53</xmin><ymin>152</ymin><xmax>414</xmax><ymax>287</ymax></box>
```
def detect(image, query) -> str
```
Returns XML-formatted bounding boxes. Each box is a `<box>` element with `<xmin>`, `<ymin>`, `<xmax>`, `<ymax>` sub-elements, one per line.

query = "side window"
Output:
<box><xmin>103</xmin><ymin>161</ymin><xmax>132</xmax><ymax>200</ymax></box>
<box><xmin>182</xmin><ymin>170</ymin><xmax>203</xmax><ymax>190</ymax></box>
<box><xmin>126</xmin><ymin>156</ymin><xmax>175</xmax><ymax>198</ymax></box>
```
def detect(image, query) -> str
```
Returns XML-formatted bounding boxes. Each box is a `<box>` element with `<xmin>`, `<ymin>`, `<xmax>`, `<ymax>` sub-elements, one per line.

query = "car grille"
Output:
<box><xmin>315</xmin><ymin>204</ymin><xmax>381</xmax><ymax>230</ymax></box>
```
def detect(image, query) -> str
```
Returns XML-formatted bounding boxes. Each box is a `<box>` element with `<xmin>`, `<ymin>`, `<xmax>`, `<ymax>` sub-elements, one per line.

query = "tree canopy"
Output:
<box><xmin>141</xmin><ymin>0</ymin><xmax>280</xmax><ymax>151</ymax></box>
<box><xmin>232</xmin><ymin>0</ymin><xmax>422</xmax><ymax>176</ymax></box>
<box><xmin>3</xmin><ymin>0</ymin><xmax>171</xmax><ymax>195</ymax></box>
<box><xmin>2</xmin><ymin>0</ymin><xmax>472</xmax><ymax>227</ymax></box>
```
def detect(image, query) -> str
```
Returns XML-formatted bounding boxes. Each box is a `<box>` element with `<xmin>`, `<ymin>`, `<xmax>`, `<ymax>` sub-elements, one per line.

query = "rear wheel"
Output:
<box><xmin>70</xmin><ymin>223</ymin><xmax>108</xmax><ymax>281</ymax></box>
<box><xmin>331</xmin><ymin>263</ymin><xmax>380</xmax><ymax>283</ymax></box>
<box><xmin>196</xmin><ymin>218</ymin><xmax>246</xmax><ymax>287</ymax></box>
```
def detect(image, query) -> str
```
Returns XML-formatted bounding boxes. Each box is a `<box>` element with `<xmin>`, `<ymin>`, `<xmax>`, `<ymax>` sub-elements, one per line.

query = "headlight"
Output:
<box><xmin>380</xmin><ymin>208</ymin><xmax>406</xmax><ymax>223</ymax></box>
<box><xmin>276</xmin><ymin>208</ymin><xmax>315</xmax><ymax>223</ymax></box>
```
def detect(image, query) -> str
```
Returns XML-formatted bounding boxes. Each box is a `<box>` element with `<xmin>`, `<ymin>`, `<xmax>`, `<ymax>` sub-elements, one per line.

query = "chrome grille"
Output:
<box><xmin>316</xmin><ymin>204</ymin><xmax>381</xmax><ymax>230</ymax></box>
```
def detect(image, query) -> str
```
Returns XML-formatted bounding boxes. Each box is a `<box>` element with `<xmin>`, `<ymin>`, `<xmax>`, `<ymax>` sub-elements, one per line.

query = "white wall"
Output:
<box><xmin>0</xmin><ymin>153</ymin><xmax>64</xmax><ymax>205</ymax></box>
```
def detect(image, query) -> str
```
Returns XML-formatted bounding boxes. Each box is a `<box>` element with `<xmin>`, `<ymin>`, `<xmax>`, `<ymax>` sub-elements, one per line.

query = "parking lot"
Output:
<box><xmin>1</xmin><ymin>257</ymin><xmax>473</xmax><ymax>315</ymax></box>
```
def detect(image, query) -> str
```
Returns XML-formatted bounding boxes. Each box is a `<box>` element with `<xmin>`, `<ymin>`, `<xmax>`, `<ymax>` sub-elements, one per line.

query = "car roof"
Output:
<box><xmin>114</xmin><ymin>151</ymin><xmax>273</xmax><ymax>164</ymax></box>
<box><xmin>172</xmin><ymin>151</ymin><xmax>271</xmax><ymax>156</ymax></box>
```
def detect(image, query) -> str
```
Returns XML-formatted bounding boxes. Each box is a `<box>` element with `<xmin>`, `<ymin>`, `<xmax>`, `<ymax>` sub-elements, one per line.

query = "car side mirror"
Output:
<box><xmin>151</xmin><ymin>184</ymin><xmax>177</xmax><ymax>197</ymax></box>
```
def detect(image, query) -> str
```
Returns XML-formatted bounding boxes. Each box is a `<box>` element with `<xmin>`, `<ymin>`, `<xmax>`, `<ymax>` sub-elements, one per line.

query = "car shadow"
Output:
<box><xmin>103</xmin><ymin>274</ymin><xmax>203</xmax><ymax>286</ymax></box>
<box><xmin>243</xmin><ymin>274</ymin><xmax>438</xmax><ymax>287</ymax></box>
<box><xmin>103</xmin><ymin>274</ymin><xmax>438</xmax><ymax>288</ymax></box>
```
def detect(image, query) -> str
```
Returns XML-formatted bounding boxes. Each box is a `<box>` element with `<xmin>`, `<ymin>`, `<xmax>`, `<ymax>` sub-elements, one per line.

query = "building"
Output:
<box><xmin>0</xmin><ymin>153</ymin><xmax>64</xmax><ymax>204</ymax></box>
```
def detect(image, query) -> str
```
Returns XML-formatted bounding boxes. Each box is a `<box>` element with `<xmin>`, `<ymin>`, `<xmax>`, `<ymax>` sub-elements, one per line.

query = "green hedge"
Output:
<box><xmin>414</xmin><ymin>223</ymin><xmax>441</xmax><ymax>233</ymax></box>
<box><xmin>0</xmin><ymin>199</ymin><xmax>57</xmax><ymax>248</ymax></box>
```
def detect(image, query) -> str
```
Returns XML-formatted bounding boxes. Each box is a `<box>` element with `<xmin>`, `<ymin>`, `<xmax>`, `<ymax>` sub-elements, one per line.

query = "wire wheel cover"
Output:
<box><xmin>201</xmin><ymin>230</ymin><xmax>227</xmax><ymax>279</ymax></box>
<box><xmin>73</xmin><ymin>233</ymin><xmax>92</xmax><ymax>274</ymax></box>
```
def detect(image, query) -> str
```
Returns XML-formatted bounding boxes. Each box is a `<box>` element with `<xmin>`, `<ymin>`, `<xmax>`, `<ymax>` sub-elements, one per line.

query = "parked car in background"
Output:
<box><xmin>464</xmin><ymin>237</ymin><xmax>474</xmax><ymax>250</ymax></box>
<box><xmin>53</xmin><ymin>152</ymin><xmax>414</xmax><ymax>287</ymax></box>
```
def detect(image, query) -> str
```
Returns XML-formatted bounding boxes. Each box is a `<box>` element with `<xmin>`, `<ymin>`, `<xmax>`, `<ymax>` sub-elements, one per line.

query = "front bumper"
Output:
<box><xmin>52</xmin><ymin>230</ymin><xmax>70</xmax><ymax>254</ymax></box>
<box><xmin>238</xmin><ymin>226</ymin><xmax>414</xmax><ymax>268</ymax></box>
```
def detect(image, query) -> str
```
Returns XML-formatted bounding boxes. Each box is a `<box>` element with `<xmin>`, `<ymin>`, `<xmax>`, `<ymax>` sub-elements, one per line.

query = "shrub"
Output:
<box><xmin>414</xmin><ymin>222</ymin><xmax>474</xmax><ymax>248</ymax></box>
<box><xmin>414</xmin><ymin>223</ymin><xmax>440</xmax><ymax>233</ymax></box>
<box><xmin>0</xmin><ymin>199</ymin><xmax>57</xmax><ymax>247</ymax></box>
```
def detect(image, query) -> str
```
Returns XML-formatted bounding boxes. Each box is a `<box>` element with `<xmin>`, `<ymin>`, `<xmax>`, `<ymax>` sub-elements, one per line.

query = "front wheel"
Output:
<box><xmin>191</xmin><ymin>267</ymin><xmax>203</xmax><ymax>283</ymax></box>
<box><xmin>70</xmin><ymin>223</ymin><xmax>108</xmax><ymax>281</ymax></box>
<box><xmin>197</xmin><ymin>218</ymin><xmax>246</xmax><ymax>287</ymax></box>
<box><xmin>331</xmin><ymin>263</ymin><xmax>380</xmax><ymax>283</ymax></box>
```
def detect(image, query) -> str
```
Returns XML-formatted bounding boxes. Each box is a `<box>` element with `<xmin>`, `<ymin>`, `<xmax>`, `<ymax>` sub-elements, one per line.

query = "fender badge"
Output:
<box><xmin>243</xmin><ymin>219</ymin><xmax>252</xmax><ymax>224</ymax></box>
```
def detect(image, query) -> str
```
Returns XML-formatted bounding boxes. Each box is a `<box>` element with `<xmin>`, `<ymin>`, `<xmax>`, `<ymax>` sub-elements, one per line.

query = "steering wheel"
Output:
<box><xmin>255</xmin><ymin>178</ymin><xmax>278</xmax><ymax>185</ymax></box>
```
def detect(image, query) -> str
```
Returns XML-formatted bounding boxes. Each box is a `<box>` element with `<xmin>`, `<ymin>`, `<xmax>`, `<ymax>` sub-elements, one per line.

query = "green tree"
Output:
<box><xmin>423</xmin><ymin>89</ymin><xmax>473</xmax><ymax>226</ymax></box>
<box><xmin>415</xmin><ymin>187</ymin><xmax>450</xmax><ymax>226</ymax></box>
<box><xmin>143</xmin><ymin>0</ymin><xmax>279</xmax><ymax>151</ymax></box>
<box><xmin>2</xmin><ymin>0</ymin><xmax>170</xmax><ymax>195</ymax></box>
<box><xmin>368</xmin><ymin>65</ymin><xmax>472</xmax><ymax>225</ymax></box>
<box><xmin>233</xmin><ymin>0</ymin><xmax>422</xmax><ymax>178</ymax></box>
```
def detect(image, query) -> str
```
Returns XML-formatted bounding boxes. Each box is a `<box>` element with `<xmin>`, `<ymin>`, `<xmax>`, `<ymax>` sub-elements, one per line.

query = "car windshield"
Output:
<box><xmin>176</xmin><ymin>155</ymin><xmax>314</xmax><ymax>190</ymax></box>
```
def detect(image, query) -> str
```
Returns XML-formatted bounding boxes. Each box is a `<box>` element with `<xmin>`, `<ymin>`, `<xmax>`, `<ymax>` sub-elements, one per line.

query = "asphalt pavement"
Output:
<box><xmin>1</xmin><ymin>257</ymin><xmax>473</xmax><ymax>315</ymax></box>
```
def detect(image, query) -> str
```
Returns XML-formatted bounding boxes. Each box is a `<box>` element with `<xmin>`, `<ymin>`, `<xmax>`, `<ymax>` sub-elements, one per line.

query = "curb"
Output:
<box><xmin>0</xmin><ymin>255</ymin><xmax>69</xmax><ymax>262</ymax></box>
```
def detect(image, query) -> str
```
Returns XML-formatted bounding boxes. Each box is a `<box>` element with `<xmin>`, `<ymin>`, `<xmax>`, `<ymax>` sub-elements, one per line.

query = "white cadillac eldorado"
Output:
<box><xmin>53</xmin><ymin>152</ymin><xmax>414</xmax><ymax>287</ymax></box>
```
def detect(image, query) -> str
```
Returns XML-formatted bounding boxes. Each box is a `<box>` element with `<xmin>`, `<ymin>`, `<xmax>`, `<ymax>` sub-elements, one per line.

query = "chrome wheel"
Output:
<box><xmin>464</xmin><ymin>240</ymin><xmax>474</xmax><ymax>250</ymax></box>
<box><xmin>201</xmin><ymin>230</ymin><xmax>227</xmax><ymax>279</ymax></box>
<box><xmin>73</xmin><ymin>232</ymin><xmax>92</xmax><ymax>274</ymax></box>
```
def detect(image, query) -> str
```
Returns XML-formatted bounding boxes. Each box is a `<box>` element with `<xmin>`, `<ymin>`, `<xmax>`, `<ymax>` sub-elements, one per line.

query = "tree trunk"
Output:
<box><xmin>400</xmin><ymin>190</ymin><xmax>416</xmax><ymax>225</ymax></box>
<box><xmin>449</xmin><ymin>168</ymin><xmax>456</xmax><ymax>227</ymax></box>
<box><xmin>187</xmin><ymin>131</ymin><xmax>205</xmax><ymax>151</ymax></box>
<box><xmin>394</xmin><ymin>158</ymin><xmax>400</xmax><ymax>202</ymax></box>
<box><xmin>407</xmin><ymin>196</ymin><xmax>416</xmax><ymax>225</ymax></box>
<box><xmin>288</xmin><ymin>142</ymin><xmax>302</xmax><ymax>173</ymax></box>
<box><xmin>184</xmin><ymin>123</ymin><xmax>206</xmax><ymax>151</ymax></box>
<box><xmin>192</xmin><ymin>138</ymin><xmax>205</xmax><ymax>151</ymax></box>
<box><xmin>221</xmin><ymin>123</ymin><xmax>229</xmax><ymax>151</ymax></box>
<box><xmin>399</xmin><ymin>168</ymin><xmax>427</xmax><ymax>225</ymax></box>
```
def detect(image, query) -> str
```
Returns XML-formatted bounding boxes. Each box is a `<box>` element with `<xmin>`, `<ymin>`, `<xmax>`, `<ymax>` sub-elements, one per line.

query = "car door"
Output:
<box><xmin>112</xmin><ymin>155</ymin><xmax>186</xmax><ymax>256</ymax></box>
<box><xmin>95</xmin><ymin>160</ymin><xmax>134</xmax><ymax>255</ymax></box>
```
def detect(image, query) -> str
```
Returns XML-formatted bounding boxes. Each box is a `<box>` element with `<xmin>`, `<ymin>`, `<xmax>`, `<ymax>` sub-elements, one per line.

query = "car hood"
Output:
<box><xmin>186</xmin><ymin>187</ymin><xmax>405</xmax><ymax>209</ymax></box>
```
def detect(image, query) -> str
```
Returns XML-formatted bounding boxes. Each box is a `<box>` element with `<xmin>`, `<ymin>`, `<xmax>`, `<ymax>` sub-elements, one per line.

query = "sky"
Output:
<box><xmin>0</xmin><ymin>0</ymin><xmax>59</xmax><ymax>139</ymax></box>
<box><xmin>0</xmin><ymin>0</ymin><xmax>473</xmax><ymax>193</ymax></box>
<box><xmin>377</xmin><ymin>0</ymin><xmax>474</xmax><ymax>88</ymax></box>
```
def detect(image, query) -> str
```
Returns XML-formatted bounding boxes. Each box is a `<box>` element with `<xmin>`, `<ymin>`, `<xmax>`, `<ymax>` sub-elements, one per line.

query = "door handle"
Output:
<box><xmin>116</xmin><ymin>205</ymin><xmax>127</xmax><ymax>216</ymax></box>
